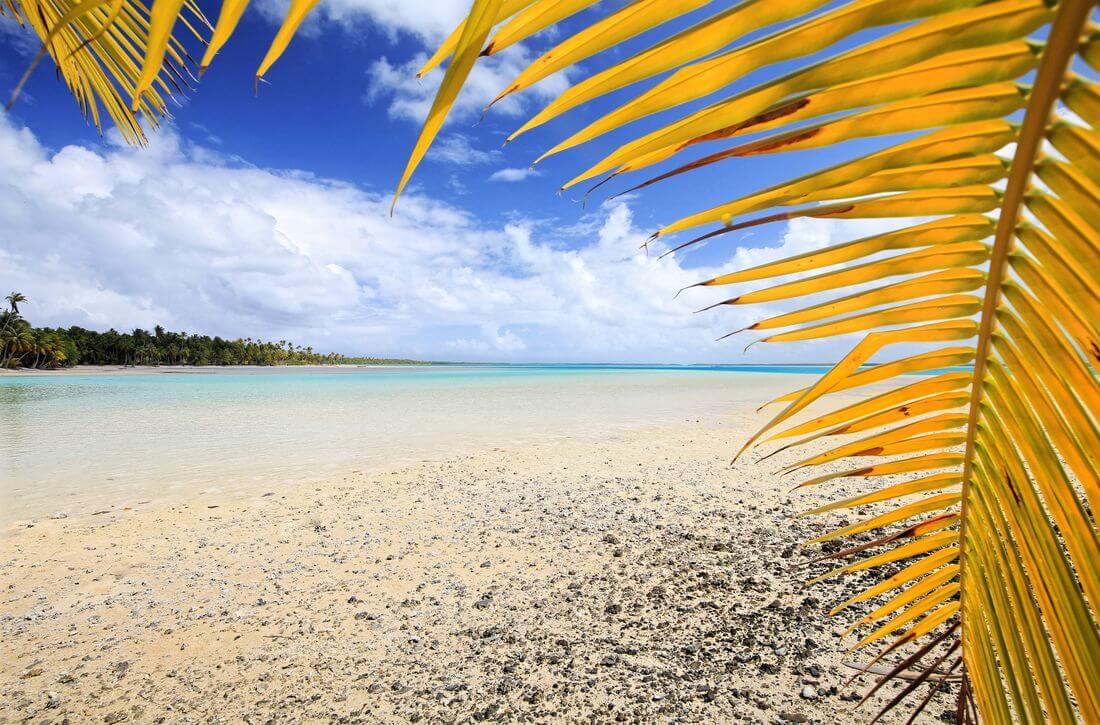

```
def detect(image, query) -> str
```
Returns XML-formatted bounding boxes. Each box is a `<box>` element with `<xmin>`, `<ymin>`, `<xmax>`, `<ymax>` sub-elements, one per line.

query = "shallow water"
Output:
<box><xmin>0</xmin><ymin>365</ymin><xmax>824</xmax><ymax>523</ymax></box>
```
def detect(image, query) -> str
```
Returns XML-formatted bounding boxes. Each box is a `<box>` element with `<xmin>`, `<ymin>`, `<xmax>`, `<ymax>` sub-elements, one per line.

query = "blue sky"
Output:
<box><xmin>0</xmin><ymin>1</ymin><xmax>915</xmax><ymax>362</ymax></box>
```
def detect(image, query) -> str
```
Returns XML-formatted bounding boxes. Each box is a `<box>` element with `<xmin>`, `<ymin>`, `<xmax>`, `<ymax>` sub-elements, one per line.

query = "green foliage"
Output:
<box><xmin>0</xmin><ymin>292</ymin><xmax>426</xmax><ymax>369</ymax></box>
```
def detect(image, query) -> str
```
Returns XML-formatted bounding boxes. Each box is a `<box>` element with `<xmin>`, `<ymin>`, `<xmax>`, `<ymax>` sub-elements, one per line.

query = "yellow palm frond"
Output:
<box><xmin>3</xmin><ymin>0</ymin><xmax>207</xmax><ymax>143</ymax></box>
<box><xmin>396</xmin><ymin>1</ymin><xmax>1099</xmax><ymax>721</ymax></box>
<box><xmin>3</xmin><ymin>0</ymin><xmax>328</xmax><ymax>141</ymax></box>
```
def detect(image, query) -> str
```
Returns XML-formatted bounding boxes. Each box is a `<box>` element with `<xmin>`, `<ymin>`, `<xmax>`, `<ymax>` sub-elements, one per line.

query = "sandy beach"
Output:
<box><xmin>1</xmin><ymin>403</ymin><xmax>953</xmax><ymax>723</ymax></box>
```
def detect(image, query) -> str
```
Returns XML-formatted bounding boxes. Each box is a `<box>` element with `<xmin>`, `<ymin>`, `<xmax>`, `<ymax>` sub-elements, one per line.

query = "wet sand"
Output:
<box><xmin>0</xmin><ymin>412</ymin><xmax>953</xmax><ymax>723</ymax></box>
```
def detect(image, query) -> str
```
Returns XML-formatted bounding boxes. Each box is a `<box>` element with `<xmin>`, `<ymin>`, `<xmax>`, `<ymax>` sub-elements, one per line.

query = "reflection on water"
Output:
<box><xmin>0</xmin><ymin>365</ymin><xmax>815</xmax><ymax>523</ymax></box>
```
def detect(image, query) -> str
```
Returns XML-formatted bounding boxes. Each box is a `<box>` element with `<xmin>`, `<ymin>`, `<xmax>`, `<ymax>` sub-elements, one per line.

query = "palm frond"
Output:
<box><xmin>396</xmin><ymin>0</ymin><xmax>1099</xmax><ymax>720</ymax></box>
<box><xmin>3</xmin><ymin>0</ymin><xmax>207</xmax><ymax>142</ymax></box>
<box><xmin>3</xmin><ymin>0</ymin><xmax>329</xmax><ymax>141</ymax></box>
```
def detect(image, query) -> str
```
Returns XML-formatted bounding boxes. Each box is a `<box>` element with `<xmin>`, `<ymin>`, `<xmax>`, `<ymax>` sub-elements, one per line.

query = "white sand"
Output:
<box><xmin>1</xmin><ymin>408</ymin><xmax>952</xmax><ymax>723</ymax></box>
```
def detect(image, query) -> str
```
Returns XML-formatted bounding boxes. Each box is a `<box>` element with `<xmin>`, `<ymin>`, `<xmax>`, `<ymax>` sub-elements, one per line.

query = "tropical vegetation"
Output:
<box><xmin>4</xmin><ymin>0</ymin><xmax>1100</xmax><ymax>722</ymax></box>
<box><xmin>0</xmin><ymin>293</ymin><xmax>423</xmax><ymax>368</ymax></box>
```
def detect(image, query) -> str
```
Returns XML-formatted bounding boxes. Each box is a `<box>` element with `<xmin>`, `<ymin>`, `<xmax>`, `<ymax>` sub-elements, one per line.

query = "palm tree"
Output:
<box><xmin>26</xmin><ymin>329</ymin><xmax>45</xmax><ymax>369</ymax></box>
<box><xmin>0</xmin><ymin>293</ymin><xmax>27</xmax><ymax>342</ymax></box>
<box><xmin>0</xmin><ymin>310</ymin><xmax>18</xmax><ymax>351</ymax></box>
<box><xmin>36</xmin><ymin>331</ymin><xmax>66</xmax><ymax>368</ymax></box>
<box><xmin>136</xmin><ymin>343</ymin><xmax>160</xmax><ymax>365</ymax></box>
<box><xmin>5</xmin><ymin>292</ymin><xmax>26</xmax><ymax>315</ymax></box>
<box><xmin>5</xmin><ymin>1</ymin><xmax>1099</xmax><ymax>720</ymax></box>
<box><xmin>0</xmin><ymin>319</ymin><xmax>33</xmax><ymax>368</ymax></box>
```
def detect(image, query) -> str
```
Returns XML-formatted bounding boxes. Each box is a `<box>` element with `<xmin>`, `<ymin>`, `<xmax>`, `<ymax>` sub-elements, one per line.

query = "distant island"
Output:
<box><xmin>0</xmin><ymin>292</ymin><xmax>427</xmax><ymax>369</ymax></box>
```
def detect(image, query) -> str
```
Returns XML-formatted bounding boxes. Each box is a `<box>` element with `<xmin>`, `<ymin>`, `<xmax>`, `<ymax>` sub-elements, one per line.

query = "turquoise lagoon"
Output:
<box><xmin>0</xmin><ymin>364</ymin><xmax>846</xmax><ymax>523</ymax></box>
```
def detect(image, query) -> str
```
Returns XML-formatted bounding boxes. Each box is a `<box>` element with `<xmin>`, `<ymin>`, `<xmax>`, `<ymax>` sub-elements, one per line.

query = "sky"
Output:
<box><xmin>0</xmin><ymin>1</ymin><xmax>913</xmax><ymax>363</ymax></box>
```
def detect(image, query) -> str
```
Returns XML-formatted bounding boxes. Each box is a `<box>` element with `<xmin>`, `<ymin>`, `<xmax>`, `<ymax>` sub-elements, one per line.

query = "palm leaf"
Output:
<box><xmin>395</xmin><ymin>0</ymin><xmax>1100</xmax><ymax>720</ymax></box>
<box><xmin>3</xmin><ymin>0</ymin><xmax>207</xmax><ymax>143</ymax></box>
<box><xmin>3</xmin><ymin>0</ymin><xmax>331</xmax><ymax>141</ymax></box>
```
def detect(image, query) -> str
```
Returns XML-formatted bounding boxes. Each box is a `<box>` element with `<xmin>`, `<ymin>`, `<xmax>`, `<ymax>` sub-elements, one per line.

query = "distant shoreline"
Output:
<box><xmin>0</xmin><ymin>363</ymin><xmax>440</xmax><ymax>376</ymax></box>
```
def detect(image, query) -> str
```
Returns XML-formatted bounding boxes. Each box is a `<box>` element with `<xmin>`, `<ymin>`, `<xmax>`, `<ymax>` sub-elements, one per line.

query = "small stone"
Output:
<box><xmin>104</xmin><ymin>711</ymin><xmax>128</xmax><ymax>724</ymax></box>
<box><xmin>603</xmin><ymin>533</ymin><xmax>620</xmax><ymax>545</ymax></box>
<box><xmin>45</xmin><ymin>691</ymin><xmax>61</xmax><ymax>709</ymax></box>
<box><xmin>51</xmin><ymin>512</ymin><xmax>68</xmax><ymax>520</ymax></box>
<box><xmin>605</xmin><ymin>603</ymin><xmax>622</xmax><ymax>615</ymax></box>
<box><xmin>474</xmin><ymin>597</ymin><xmax>492</xmax><ymax>610</ymax></box>
<box><xmin>57</xmin><ymin>672</ymin><xmax>74</xmax><ymax>684</ymax></box>
<box><xmin>779</xmin><ymin>713</ymin><xmax>809</xmax><ymax>723</ymax></box>
<box><xmin>800</xmin><ymin>685</ymin><xmax>818</xmax><ymax>700</ymax></box>
<box><xmin>480</xmin><ymin>560</ymin><xmax>491</xmax><ymax>568</ymax></box>
<box><xmin>20</xmin><ymin>667</ymin><xmax>44</xmax><ymax>679</ymax></box>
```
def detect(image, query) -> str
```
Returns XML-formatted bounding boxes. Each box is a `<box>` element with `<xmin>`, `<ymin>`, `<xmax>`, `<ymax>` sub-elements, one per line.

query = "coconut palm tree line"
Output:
<box><xmin>0</xmin><ymin>292</ymin><xmax>422</xmax><ymax>369</ymax></box>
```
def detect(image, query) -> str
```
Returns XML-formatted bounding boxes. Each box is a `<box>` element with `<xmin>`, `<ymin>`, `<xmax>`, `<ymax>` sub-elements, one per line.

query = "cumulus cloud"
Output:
<box><xmin>0</xmin><ymin>117</ymin><xmax>918</xmax><ymax>363</ymax></box>
<box><xmin>255</xmin><ymin>0</ymin><xmax>474</xmax><ymax>43</ymax></box>
<box><xmin>428</xmin><ymin>134</ymin><xmax>499</xmax><ymax>166</ymax></box>
<box><xmin>489</xmin><ymin>167</ymin><xmax>540</xmax><ymax>182</ymax></box>
<box><xmin>366</xmin><ymin>45</ymin><xmax>573</xmax><ymax>123</ymax></box>
<box><xmin>253</xmin><ymin>0</ymin><xmax>574</xmax><ymax>136</ymax></box>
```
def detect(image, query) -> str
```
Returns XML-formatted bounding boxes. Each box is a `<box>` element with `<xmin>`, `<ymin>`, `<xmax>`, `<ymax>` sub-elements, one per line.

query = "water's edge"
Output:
<box><xmin>0</xmin><ymin>366</ymin><xmax>934</xmax><ymax>524</ymax></box>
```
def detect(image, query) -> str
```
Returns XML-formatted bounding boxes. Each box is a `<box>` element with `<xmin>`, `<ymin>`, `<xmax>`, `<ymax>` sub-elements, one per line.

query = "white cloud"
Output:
<box><xmin>254</xmin><ymin>0</ymin><xmax>474</xmax><ymax>43</ymax></box>
<box><xmin>0</xmin><ymin>16</ymin><xmax>39</xmax><ymax>57</ymax></box>
<box><xmin>428</xmin><ymin>134</ymin><xmax>499</xmax><ymax>166</ymax></box>
<box><xmin>0</xmin><ymin>117</ymin><xmax>925</xmax><ymax>363</ymax></box>
<box><xmin>447</xmin><ymin>325</ymin><xmax>527</xmax><ymax>355</ymax></box>
<box><xmin>489</xmin><ymin>167</ymin><xmax>540</xmax><ymax>182</ymax></box>
<box><xmin>254</xmin><ymin>0</ymin><xmax>574</xmax><ymax>133</ymax></box>
<box><xmin>366</xmin><ymin>45</ymin><xmax>573</xmax><ymax>124</ymax></box>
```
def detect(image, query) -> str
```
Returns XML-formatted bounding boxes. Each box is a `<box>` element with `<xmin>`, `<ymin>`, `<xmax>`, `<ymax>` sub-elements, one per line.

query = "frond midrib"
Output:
<box><xmin>956</xmin><ymin>0</ymin><xmax>1096</xmax><ymax>647</ymax></box>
